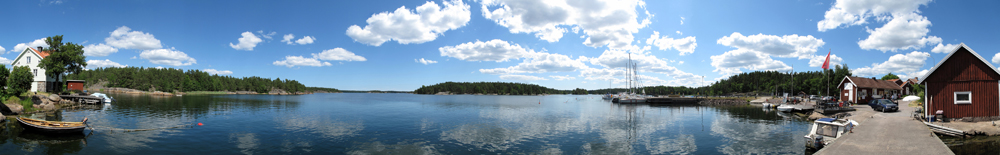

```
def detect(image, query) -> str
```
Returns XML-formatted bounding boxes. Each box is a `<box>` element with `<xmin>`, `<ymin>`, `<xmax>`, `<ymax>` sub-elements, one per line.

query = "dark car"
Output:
<box><xmin>870</xmin><ymin>99</ymin><xmax>898</xmax><ymax>112</ymax></box>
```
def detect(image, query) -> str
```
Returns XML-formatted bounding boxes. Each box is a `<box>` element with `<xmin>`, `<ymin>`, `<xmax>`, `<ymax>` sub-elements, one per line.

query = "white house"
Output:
<box><xmin>11</xmin><ymin>46</ymin><xmax>59</xmax><ymax>92</ymax></box>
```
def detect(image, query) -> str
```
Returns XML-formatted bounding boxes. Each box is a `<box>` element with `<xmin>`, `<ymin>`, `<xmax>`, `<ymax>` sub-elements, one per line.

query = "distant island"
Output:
<box><xmin>415</xmin><ymin>82</ymin><xmax>577</xmax><ymax>95</ymax></box>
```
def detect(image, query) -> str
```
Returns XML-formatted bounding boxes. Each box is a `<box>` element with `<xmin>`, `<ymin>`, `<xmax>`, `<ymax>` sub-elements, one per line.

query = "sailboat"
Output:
<box><xmin>613</xmin><ymin>52</ymin><xmax>647</xmax><ymax>103</ymax></box>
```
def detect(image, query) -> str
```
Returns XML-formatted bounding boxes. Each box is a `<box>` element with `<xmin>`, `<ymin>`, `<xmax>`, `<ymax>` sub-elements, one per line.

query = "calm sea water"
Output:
<box><xmin>0</xmin><ymin>93</ymin><xmax>813</xmax><ymax>154</ymax></box>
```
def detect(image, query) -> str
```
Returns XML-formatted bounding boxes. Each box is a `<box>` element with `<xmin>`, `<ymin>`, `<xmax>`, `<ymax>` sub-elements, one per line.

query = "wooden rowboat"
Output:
<box><xmin>17</xmin><ymin>117</ymin><xmax>88</xmax><ymax>134</ymax></box>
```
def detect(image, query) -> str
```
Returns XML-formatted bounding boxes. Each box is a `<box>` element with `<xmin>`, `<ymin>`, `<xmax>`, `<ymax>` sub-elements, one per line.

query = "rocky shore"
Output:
<box><xmin>1</xmin><ymin>94</ymin><xmax>87</xmax><ymax>115</ymax></box>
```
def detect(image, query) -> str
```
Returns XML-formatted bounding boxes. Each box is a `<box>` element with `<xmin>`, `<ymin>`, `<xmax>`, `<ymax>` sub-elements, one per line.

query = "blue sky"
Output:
<box><xmin>2</xmin><ymin>0</ymin><xmax>999</xmax><ymax>91</ymax></box>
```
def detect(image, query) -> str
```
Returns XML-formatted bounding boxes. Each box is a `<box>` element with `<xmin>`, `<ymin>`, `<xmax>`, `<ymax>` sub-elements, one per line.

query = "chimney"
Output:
<box><xmin>37</xmin><ymin>46</ymin><xmax>43</xmax><ymax>51</ymax></box>
<box><xmin>872</xmin><ymin>77</ymin><xmax>876</xmax><ymax>80</ymax></box>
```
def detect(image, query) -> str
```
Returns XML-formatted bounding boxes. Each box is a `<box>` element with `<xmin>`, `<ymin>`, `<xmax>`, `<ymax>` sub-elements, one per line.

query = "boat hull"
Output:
<box><xmin>17</xmin><ymin>118</ymin><xmax>86</xmax><ymax>134</ymax></box>
<box><xmin>776</xmin><ymin>106</ymin><xmax>793</xmax><ymax>112</ymax></box>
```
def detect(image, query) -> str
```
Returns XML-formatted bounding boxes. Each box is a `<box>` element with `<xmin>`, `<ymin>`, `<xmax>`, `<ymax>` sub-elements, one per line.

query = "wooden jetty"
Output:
<box><xmin>815</xmin><ymin>104</ymin><xmax>953</xmax><ymax>155</ymax></box>
<box><xmin>923</xmin><ymin>122</ymin><xmax>966</xmax><ymax>137</ymax></box>
<box><xmin>57</xmin><ymin>95</ymin><xmax>104</xmax><ymax>105</ymax></box>
<box><xmin>645</xmin><ymin>97</ymin><xmax>702</xmax><ymax>104</ymax></box>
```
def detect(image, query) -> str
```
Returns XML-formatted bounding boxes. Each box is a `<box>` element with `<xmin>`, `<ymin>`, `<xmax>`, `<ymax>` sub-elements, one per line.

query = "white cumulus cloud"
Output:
<box><xmin>83</xmin><ymin>44</ymin><xmax>119</xmax><ymax>57</ymax></box>
<box><xmin>282</xmin><ymin>34</ymin><xmax>295</xmax><ymax>44</ymax></box>
<box><xmin>12</xmin><ymin>38</ymin><xmax>49</xmax><ymax>53</ymax></box>
<box><xmin>856</xmin><ymin>13</ymin><xmax>940</xmax><ymax>52</ymax></box>
<box><xmin>229</xmin><ymin>31</ymin><xmax>264</xmax><ymax>51</ymax></box>
<box><xmin>105</xmin><ymin>26</ymin><xmax>163</xmax><ymax>50</ymax></box>
<box><xmin>86</xmin><ymin>59</ymin><xmax>126</xmax><ymax>69</ymax></box>
<box><xmin>479</xmin><ymin>52</ymin><xmax>588</xmax><ymax>75</ymax></box>
<box><xmin>716</xmin><ymin>32</ymin><xmax>824</xmax><ymax>59</ymax></box>
<box><xmin>710</xmin><ymin>49</ymin><xmax>792</xmax><ymax>76</ymax></box>
<box><xmin>817</xmin><ymin>0</ymin><xmax>932</xmax><ymax>32</ymax></box>
<box><xmin>313</xmin><ymin>48</ymin><xmax>366</xmax><ymax>61</ymax></box>
<box><xmin>273</xmin><ymin>56</ymin><xmax>332</xmax><ymax>67</ymax></box>
<box><xmin>853</xmin><ymin>51</ymin><xmax>930</xmax><ymax>77</ymax></box>
<box><xmin>346</xmin><ymin>0</ymin><xmax>470</xmax><ymax>46</ymax></box>
<box><xmin>439</xmin><ymin>39</ymin><xmax>534</xmax><ymax>62</ymax></box>
<box><xmin>0</xmin><ymin>45</ymin><xmax>5</xmax><ymax>52</ymax></box>
<box><xmin>481</xmin><ymin>0</ymin><xmax>650</xmax><ymax>48</ymax></box>
<box><xmin>549</xmin><ymin>75</ymin><xmax>575</xmax><ymax>80</ymax></box>
<box><xmin>295</xmin><ymin>36</ymin><xmax>316</xmax><ymax>45</ymax></box>
<box><xmin>203</xmin><ymin>69</ymin><xmax>233</xmax><ymax>75</ymax></box>
<box><xmin>931</xmin><ymin>43</ymin><xmax>959</xmax><ymax>54</ymax></box>
<box><xmin>273</xmin><ymin>48</ymin><xmax>365</xmax><ymax>67</ymax></box>
<box><xmin>0</xmin><ymin>57</ymin><xmax>12</xmax><ymax>65</ymax></box>
<box><xmin>993</xmin><ymin>53</ymin><xmax>1000</xmax><ymax>64</ymax></box>
<box><xmin>646</xmin><ymin>31</ymin><xmax>697</xmax><ymax>55</ymax></box>
<box><xmin>140</xmin><ymin>49</ymin><xmax>197</xmax><ymax>66</ymax></box>
<box><xmin>499</xmin><ymin>74</ymin><xmax>546</xmax><ymax>81</ymax></box>
<box><xmin>415</xmin><ymin>58</ymin><xmax>438</xmax><ymax>65</ymax></box>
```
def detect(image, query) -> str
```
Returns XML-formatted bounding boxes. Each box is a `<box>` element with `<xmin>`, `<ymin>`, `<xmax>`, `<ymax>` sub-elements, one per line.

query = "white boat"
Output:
<box><xmin>90</xmin><ymin>93</ymin><xmax>114</xmax><ymax>103</ymax></box>
<box><xmin>776</xmin><ymin>104</ymin><xmax>794</xmax><ymax>112</ymax></box>
<box><xmin>804</xmin><ymin>118</ymin><xmax>857</xmax><ymax>150</ymax></box>
<box><xmin>763</xmin><ymin>103</ymin><xmax>772</xmax><ymax>108</ymax></box>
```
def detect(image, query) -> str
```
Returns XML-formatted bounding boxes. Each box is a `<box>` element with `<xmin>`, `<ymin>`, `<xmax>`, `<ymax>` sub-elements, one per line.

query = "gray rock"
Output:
<box><xmin>48</xmin><ymin>94</ymin><xmax>62</xmax><ymax>102</ymax></box>
<box><xmin>4</xmin><ymin>104</ymin><xmax>22</xmax><ymax>114</ymax></box>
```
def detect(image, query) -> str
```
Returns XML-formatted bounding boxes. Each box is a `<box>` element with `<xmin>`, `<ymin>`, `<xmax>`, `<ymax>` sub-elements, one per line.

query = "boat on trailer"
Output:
<box><xmin>804</xmin><ymin>118</ymin><xmax>857</xmax><ymax>150</ymax></box>
<box><xmin>17</xmin><ymin>117</ymin><xmax>88</xmax><ymax>134</ymax></box>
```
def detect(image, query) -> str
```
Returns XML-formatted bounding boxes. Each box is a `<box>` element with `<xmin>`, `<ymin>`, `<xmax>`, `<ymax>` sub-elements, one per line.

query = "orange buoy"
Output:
<box><xmin>198</xmin><ymin>123</ymin><xmax>203</xmax><ymax>126</ymax></box>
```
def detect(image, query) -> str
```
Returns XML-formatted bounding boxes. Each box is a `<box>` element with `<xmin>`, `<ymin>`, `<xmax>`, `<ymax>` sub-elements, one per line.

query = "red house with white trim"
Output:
<box><xmin>919</xmin><ymin>43</ymin><xmax>1000</xmax><ymax>120</ymax></box>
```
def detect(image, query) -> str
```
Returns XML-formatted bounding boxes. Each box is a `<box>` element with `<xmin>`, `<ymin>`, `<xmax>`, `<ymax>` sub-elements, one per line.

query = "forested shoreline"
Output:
<box><xmin>416</xmin><ymin>65</ymin><xmax>855</xmax><ymax>96</ymax></box>
<box><xmin>68</xmin><ymin>67</ymin><xmax>313</xmax><ymax>93</ymax></box>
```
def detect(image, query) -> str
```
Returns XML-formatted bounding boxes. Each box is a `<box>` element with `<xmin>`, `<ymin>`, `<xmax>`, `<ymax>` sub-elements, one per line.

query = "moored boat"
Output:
<box><xmin>804</xmin><ymin>118</ymin><xmax>857</xmax><ymax>150</ymax></box>
<box><xmin>17</xmin><ymin>117</ymin><xmax>88</xmax><ymax>134</ymax></box>
<box><xmin>776</xmin><ymin>105</ymin><xmax>794</xmax><ymax>112</ymax></box>
<box><xmin>90</xmin><ymin>93</ymin><xmax>114</xmax><ymax>103</ymax></box>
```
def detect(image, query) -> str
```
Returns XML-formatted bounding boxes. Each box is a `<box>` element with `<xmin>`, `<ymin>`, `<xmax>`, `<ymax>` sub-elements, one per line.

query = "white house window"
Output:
<box><xmin>955</xmin><ymin>91</ymin><xmax>972</xmax><ymax>104</ymax></box>
<box><xmin>32</xmin><ymin>69</ymin><xmax>37</xmax><ymax>76</ymax></box>
<box><xmin>27</xmin><ymin>57</ymin><xmax>31</xmax><ymax>63</ymax></box>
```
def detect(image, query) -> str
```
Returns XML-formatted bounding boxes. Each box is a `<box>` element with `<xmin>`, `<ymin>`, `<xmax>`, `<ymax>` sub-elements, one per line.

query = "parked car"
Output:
<box><xmin>821</xmin><ymin>96</ymin><xmax>836</xmax><ymax>101</ymax></box>
<box><xmin>869</xmin><ymin>99</ymin><xmax>898</xmax><ymax>112</ymax></box>
<box><xmin>809</xmin><ymin>95</ymin><xmax>819</xmax><ymax>100</ymax></box>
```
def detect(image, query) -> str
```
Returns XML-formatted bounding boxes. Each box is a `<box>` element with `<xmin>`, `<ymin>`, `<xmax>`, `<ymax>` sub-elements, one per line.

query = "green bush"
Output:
<box><xmin>7</xmin><ymin>66</ymin><xmax>32</xmax><ymax>96</ymax></box>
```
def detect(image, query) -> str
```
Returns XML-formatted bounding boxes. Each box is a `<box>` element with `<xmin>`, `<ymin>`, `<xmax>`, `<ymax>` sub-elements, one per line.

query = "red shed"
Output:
<box><xmin>66</xmin><ymin>80</ymin><xmax>85</xmax><ymax>91</ymax></box>
<box><xmin>837</xmin><ymin>76</ymin><xmax>902</xmax><ymax>104</ymax></box>
<box><xmin>919</xmin><ymin>43</ymin><xmax>1000</xmax><ymax>119</ymax></box>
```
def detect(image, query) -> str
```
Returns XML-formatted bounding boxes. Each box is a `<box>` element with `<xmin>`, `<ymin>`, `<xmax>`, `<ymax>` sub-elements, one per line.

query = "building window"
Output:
<box><xmin>955</xmin><ymin>91</ymin><xmax>971</xmax><ymax>104</ymax></box>
<box><xmin>27</xmin><ymin>57</ymin><xmax>31</xmax><ymax>63</ymax></box>
<box><xmin>32</xmin><ymin>69</ymin><xmax>36</xmax><ymax>76</ymax></box>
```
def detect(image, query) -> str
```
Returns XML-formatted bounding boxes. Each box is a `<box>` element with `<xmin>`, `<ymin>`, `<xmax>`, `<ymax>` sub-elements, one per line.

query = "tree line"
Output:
<box><xmin>67</xmin><ymin>67</ymin><xmax>309</xmax><ymax>93</ymax></box>
<box><xmin>414</xmin><ymin>82</ymin><xmax>568</xmax><ymax>95</ymax></box>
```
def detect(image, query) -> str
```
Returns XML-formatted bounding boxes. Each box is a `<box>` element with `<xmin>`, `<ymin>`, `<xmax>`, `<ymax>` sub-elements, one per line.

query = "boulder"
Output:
<box><xmin>57</xmin><ymin>99</ymin><xmax>72</xmax><ymax>106</ymax></box>
<box><xmin>48</xmin><ymin>94</ymin><xmax>62</xmax><ymax>102</ymax></box>
<box><xmin>2</xmin><ymin>104</ymin><xmax>21</xmax><ymax>115</ymax></box>
<box><xmin>41</xmin><ymin>104</ymin><xmax>56</xmax><ymax>111</ymax></box>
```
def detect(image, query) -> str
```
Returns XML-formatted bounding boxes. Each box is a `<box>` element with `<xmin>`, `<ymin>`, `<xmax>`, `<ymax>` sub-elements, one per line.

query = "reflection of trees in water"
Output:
<box><xmin>346</xmin><ymin>140</ymin><xmax>442</xmax><ymax>155</ymax></box>
<box><xmin>710</xmin><ymin>106</ymin><xmax>810</xmax><ymax>154</ymax></box>
<box><xmin>108</xmin><ymin>93</ymin><xmax>302</xmax><ymax>118</ymax></box>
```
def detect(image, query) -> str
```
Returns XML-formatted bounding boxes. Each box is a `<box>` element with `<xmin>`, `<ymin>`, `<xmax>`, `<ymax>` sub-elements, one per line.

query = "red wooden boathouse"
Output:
<box><xmin>919</xmin><ymin>43</ymin><xmax>1000</xmax><ymax>120</ymax></box>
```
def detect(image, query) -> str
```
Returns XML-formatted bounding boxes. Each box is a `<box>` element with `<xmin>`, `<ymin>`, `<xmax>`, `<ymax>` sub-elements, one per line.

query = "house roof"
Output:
<box><xmin>842</xmin><ymin>76</ymin><xmax>902</xmax><ymax>90</ymax></box>
<box><xmin>29</xmin><ymin>47</ymin><xmax>51</xmax><ymax>59</ymax></box>
<box><xmin>918</xmin><ymin>43</ymin><xmax>1000</xmax><ymax>84</ymax></box>
<box><xmin>907</xmin><ymin>78</ymin><xmax>919</xmax><ymax>84</ymax></box>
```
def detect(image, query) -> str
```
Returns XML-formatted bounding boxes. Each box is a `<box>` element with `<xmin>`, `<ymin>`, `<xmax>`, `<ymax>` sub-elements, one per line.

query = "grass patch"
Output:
<box><xmin>184</xmin><ymin>91</ymin><xmax>230</xmax><ymax>95</ymax></box>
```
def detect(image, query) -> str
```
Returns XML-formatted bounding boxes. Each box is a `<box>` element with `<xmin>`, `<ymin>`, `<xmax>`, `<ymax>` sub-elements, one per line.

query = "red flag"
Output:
<box><xmin>821</xmin><ymin>50</ymin><xmax>831</xmax><ymax>69</ymax></box>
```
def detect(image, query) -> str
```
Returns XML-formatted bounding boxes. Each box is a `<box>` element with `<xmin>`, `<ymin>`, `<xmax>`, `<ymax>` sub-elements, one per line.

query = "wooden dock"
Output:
<box><xmin>815</xmin><ymin>105</ymin><xmax>953</xmax><ymax>155</ymax></box>
<box><xmin>644</xmin><ymin>97</ymin><xmax>702</xmax><ymax>104</ymax></box>
<box><xmin>58</xmin><ymin>95</ymin><xmax>104</xmax><ymax>105</ymax></box>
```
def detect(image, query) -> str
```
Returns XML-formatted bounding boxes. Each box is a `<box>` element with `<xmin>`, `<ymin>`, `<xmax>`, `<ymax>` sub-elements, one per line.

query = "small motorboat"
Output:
<box><xmin>17</xmin><ymin>117</ymin><xmax>88</xmax><ymax>134</ymax></box>
<box><xmin>804</xmin><ymin>118</ymin><xmax>857</xmax><ymax>150</ymax></box>
<box><xmin>776</xmin><ymin>104</ymin><xmax>794</xmax><ymax>112</ymax></box>
<box><xmin>90</xmin><ymin>93</ymin><xmax>114</xmax><ymax>103</ymax></box>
